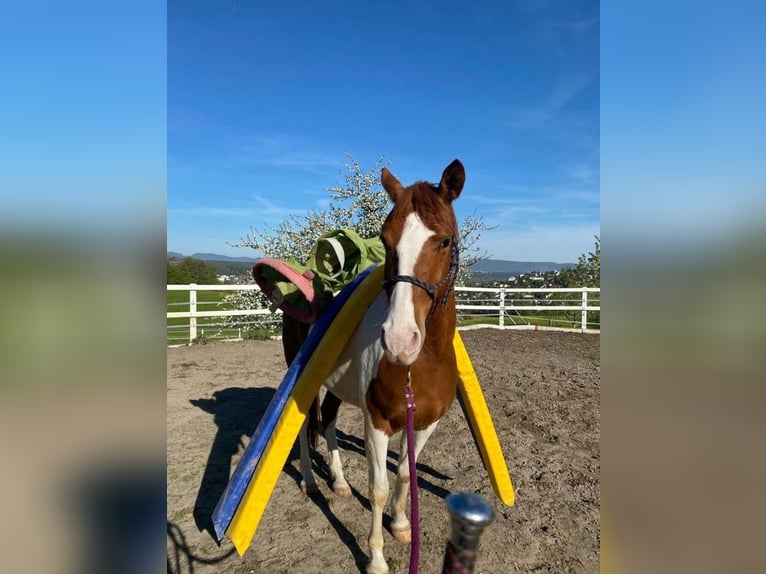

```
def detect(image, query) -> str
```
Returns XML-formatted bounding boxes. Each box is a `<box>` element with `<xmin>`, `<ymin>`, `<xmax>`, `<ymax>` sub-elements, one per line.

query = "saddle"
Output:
<box><xmin>252</xmin><ymin>228</ymin><xmax>384</xmax><ymax>324</ymax></box>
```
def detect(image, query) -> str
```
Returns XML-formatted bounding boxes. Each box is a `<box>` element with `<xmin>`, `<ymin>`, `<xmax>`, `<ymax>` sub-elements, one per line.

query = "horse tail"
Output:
<box><xmin>307</xmin><ymin>395</ymin><xmax>320</xmax><ymax>449</ymax></box>
<box><xmin>309</xmin><ymin>391</ymin><xmax>342</xmax><ymax>449</ymax></box>
<box><xmin>281</xmin><ymin>314</ymin><xmax>321</xmax><ymax>447</ymax></box>
<box><xmin>320</xmin><ymin>391</ymin><xmax>343</xmax><ymax>430</ymax></box>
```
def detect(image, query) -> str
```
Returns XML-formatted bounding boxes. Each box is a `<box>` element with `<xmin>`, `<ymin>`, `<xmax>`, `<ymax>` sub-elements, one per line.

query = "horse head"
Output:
<box><xmin>379</xmin><ymin>159</ymin><xmax>464</xmax><ymax>366</ymax></box>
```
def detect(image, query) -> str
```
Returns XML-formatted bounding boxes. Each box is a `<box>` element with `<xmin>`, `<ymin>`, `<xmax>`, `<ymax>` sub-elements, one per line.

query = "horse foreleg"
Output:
<box><xmin>323</xmin><ymin>417</ymin><xmax>351</xmax><ymax>497</ymax></box>
<box><xmin>298</xmin><ymin>419</ymin><xmax>318</xmax><ymax>495</ymax></box>
<box><xmin>365</xmin><ymin>418</ymin><xmax>391</xmax><ymax>574</ymax></box>
<box><xmin>320</xmin><ymin>392</ymin><xmax>350</xmax><ymax>496</ymax></box>
<box><xmin>390</xmin><ymin>421</ymin><xmax>438</xmax><ymax>544</ymax></box>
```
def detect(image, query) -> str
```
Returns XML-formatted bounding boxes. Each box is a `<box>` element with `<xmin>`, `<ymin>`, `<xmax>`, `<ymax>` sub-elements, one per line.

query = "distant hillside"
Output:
<box><xmin>167</xmin><ymin>251</ymin><xmax>257</xmax><ymax>277</ymax></box>
<box><xmin>469</xmin><ymin>259</ymin><xmax>574</xmax><ymax>275</ymax></box>
<box><xmin>168</xmin><ymin>251</ymin><xmax>573</xmax><ymax>278</ymax></box>
<box><xmin>189</xmin><ymin>252</ymin><xmax>257</xmax><ymax>262</ymax></box>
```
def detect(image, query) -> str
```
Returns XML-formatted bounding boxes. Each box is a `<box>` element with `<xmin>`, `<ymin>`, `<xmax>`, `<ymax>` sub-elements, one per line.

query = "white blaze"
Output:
<box><xmin>382</xmin><ymin>212</ymin><xmax>434</xmax><ymax>364</ymax></box>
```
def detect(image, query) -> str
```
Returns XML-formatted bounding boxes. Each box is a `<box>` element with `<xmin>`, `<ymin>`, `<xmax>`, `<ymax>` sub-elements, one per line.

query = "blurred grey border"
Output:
<box><xmin>0</xmin><ymin>2</ymin><xmax>166</xmax><ymax>573</ymax></box>
<box><xmin>602</xmin><ymin>1</ymin><xmax>766</xmax><ymax>572</ymax></box>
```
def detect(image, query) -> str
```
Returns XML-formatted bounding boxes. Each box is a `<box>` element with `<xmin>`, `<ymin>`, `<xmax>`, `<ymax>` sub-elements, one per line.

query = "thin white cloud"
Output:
<box><xmin>315</xmin><ymin>198</ymin><xmax>332</xmax><ymax>210</ymax></box>
<box><xmin>462</xmin><ymin>184</ymin><xmax>599</xmax><ymax>235</ymax></box>
<box><xmin>248</xmin><ymin>151</ymin><xmax>339</xmax><ymax>169</ymax></box>
<box><xmin>251</xmin><ymin>194</ymin><xmax>306</xmax><ymax>218</ymax></box>
<box><xmin>504</xmin><ymin>108</ymin><xmax>552</xmax><ymax>132</ymax></box>
<box><xmin>466</xmin><ymin>193</ymin><xmax>545</xmax><ymax>207</ymax></box>
<box><xmin>478</xmin><ymin>222</ymin><xmax>600</xmax><ymax>262</ymax></box>
<box><xmin>563</xmin><ymin>163</ymin><xmax>597</xmax><ymax>184</ymax></box>
<box><xmin>167</xmin><ymin>195</ymin><xmax>307</xmax><ymax>220</ymax></box>
<box><xmin>531</xmin><ymin>15</ymin><xmax>599</xmax><ymax>59</ymax></box>
<box><xmin>505</xmin><ymin>73</ymin><xmax>592</xmax><ymax>131</ymax></box>
<box><xmin>497</xmin><ymin>206</ymin><xmax>551</xmax><ymax>216</ymax></box>
<box><xmin>547</xmin><ymin>74</ymin><xmax>592</xmax><ymax>110</ymax></box>
<box><xmin>542</xmin><ymin>17</ymin><xmax>599</xmax><ymax>41</ymax></box>
<box><xmin>169</xmin><ymin>112</ymin><xmax>343</xmax><ymax>173</ymax></box>
<box><xmin>168</xmin><ymin>207</ymin><xmax>259</xmax><ymax>218</ymax></box>
<box><xmin>469</xmin><ymin>184</ymin><xmax>599</xmax><ymax>205</ymax></box>
<box><xmin>550</xmin><ymin>188</ymin><xmax>600</xmax><ymax>204</ymax></box>
<box><xmin>223</xmin><ymin>130</ymin><xmax>342</xmax><ymax>172</ymax></box>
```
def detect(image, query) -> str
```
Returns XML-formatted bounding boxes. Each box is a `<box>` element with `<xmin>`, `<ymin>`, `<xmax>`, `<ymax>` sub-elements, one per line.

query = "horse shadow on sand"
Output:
<box><xmin>280</xmin><ymin>426</ymin><xmax>453</xmax><ymax>572</ymax></box>
<box><xmin>192</xmin><ymin>389</ymin><xmax>453</xmax><ymax>570</ymax></box>
<box><xmin>303</xmin><ymin>430</ymin><xmax>452</xmax><ymax>525</ymax></box>
<box><xmin>190</xmin><ymin>386</ymin><xmax>275</xmax><ymax>539</ymax></box>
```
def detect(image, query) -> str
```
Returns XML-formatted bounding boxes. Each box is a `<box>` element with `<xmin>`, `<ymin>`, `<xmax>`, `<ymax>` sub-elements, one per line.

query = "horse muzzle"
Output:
<box><xmin>380</xmin><ymin>324</ymin><xmax>423</xmax><ymax>366</ymax></box>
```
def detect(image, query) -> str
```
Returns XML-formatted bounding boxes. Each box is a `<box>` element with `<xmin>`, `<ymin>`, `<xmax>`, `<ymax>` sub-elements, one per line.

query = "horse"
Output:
<box><xmin>282</xmin><ymin>159</ymin><xmax>464</xmax><ymax>574</ymax></box>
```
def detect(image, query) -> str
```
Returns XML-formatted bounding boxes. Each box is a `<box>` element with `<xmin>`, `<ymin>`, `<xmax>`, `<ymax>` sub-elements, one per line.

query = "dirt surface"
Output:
<box><xmin>167</xmin><ymin>329</ymin><xmax>600</xmax><ymax>573</ymax></box>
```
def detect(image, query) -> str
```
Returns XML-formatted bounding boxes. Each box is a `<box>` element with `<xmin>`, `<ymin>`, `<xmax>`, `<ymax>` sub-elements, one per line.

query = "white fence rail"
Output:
<box><xmin>167</xmin><ymin>283</ymin><xmax>600</xmax><ymax>345</ymax></box>
<box><xmin>454</xmin><ymin>285</ymin><xmax>600</xmax><ymax>332</ymax></box>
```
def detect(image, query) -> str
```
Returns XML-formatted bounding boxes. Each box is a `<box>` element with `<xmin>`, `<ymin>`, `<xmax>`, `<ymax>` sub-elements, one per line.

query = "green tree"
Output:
<box><xmin>167</xmin><ymin>260</ymin><xmax>183</xmax><ymax>284</ymax></box>
<box><xmin>167</xmin><ymin>257</ymin><xmax>218</xmax><ymax>284</ymax></box>
<box><xmin>558</xmin><ymin>236</ymin><xmax>600</xmax><ymax>288</ymax></box>
<box><xmin>555</xmin><ymin>236</ymin><xmax>600</xmax><ymax>328</ymax></box>
<box><xmin>232</xmin><ymin>154</ymin><xmax>493</xmax><ymax>285</ymax></box>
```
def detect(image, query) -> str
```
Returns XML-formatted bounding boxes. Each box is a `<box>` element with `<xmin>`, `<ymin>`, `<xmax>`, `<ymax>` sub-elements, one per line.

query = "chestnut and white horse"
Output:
<box><xmin>283</xmin><ymin>160</ymin><xmax>464</xmax><ymax>573</ymax></box>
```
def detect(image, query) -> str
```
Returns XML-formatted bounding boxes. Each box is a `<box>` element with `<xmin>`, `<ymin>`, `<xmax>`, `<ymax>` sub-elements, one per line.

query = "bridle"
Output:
<box><xmin>382</xmin><ymin>237</ymin><xmax>460</xmax><ymax>322</ymax></box>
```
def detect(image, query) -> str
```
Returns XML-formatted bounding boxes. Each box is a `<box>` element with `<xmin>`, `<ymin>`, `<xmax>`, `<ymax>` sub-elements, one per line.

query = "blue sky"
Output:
<box><xmin>168</xmin><ymin>0</ymin><xmax>599</xmax><ymax>262</ymax></box>
<box><xmin>1</xmin><ymin>1</ymin><xmax>166</xmax><ymax>236</ymax></box>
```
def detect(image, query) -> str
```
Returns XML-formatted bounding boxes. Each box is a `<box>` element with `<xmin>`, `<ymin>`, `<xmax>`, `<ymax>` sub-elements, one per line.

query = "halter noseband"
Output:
<box><xmin>382</xmin><ymin>238</ymin><xmax>460</xmax><ymax>321</ymax></box>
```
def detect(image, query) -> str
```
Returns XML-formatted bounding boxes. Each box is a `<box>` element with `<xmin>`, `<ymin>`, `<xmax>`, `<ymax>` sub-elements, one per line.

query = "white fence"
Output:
<box><xmin>454</xmin><ymin>285</ymin><xmax>600</xmax><ymax>331</ymax></box>
<box><xmin>167</xmin><ymin>283</ymin><xmax>600</xmax><ymax>345</ymax></box>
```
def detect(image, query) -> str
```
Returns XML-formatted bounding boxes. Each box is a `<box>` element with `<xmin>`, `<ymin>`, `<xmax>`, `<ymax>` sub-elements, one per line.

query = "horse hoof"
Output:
<box><xmin>366</xmin><ymin>560</ymin><xmax>389</xmax><ymax>574</ymax></box>
<box><xmin>333</xmin><ymin>482</ymin><xmax>351</xmax><ymax>497</ymax></box>
<box><xmin>392</xmin><ymin>526</ymin><xmax>411</xmax><ymax>544</ymax></box>
<box><xmin>301</xmin><ymin>481</ymin><xmax>318</xmax><ymax>496</ymax></box>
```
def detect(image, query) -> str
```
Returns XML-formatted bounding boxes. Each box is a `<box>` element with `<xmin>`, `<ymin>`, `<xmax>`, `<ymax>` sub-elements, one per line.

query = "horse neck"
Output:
<box><xmin>423</xmin><ymin>291</ymin><xmax>457</xmax><ymax>355</ymax></box>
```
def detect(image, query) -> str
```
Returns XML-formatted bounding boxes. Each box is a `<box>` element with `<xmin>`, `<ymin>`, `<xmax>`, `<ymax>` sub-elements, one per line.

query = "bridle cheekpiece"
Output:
<box><xmin>382</xmin><ymin>238</ymin><xmax>460</xmax><ymax>322</ymax></box>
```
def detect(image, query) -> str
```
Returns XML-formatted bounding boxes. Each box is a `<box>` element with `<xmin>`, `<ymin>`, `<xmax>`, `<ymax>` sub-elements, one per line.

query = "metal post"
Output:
<box><xmin>498</xmin><ymin>289</ymin><xmax>505</xmax><ymax>328</ymax></box>
<box><xmin>581</xmin><ymin>289</ymin><xmax>588</xmax><ymax>331</ymax></box>
<box><xmin>442</xmin><ymin>492</ymin><xmax>495</xmax><ymax>574</ymax></box>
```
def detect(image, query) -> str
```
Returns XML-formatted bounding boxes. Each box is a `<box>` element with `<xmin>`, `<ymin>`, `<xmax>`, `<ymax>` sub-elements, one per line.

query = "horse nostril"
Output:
<box><xmin>380</xmin><ymin>328</ymin><xmax>388</xmax><ymax>351</ymax></box>
<box><xmin>409</xmin><ymin>330</ymin><xmax>420</xmax><ymax>352</ymax></box>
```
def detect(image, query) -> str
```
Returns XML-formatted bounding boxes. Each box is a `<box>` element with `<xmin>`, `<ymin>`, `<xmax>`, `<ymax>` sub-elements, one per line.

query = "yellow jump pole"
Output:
<box><xmin>226</xmin><ymin>265</ymin><xmax>385</xmax><ymax>554</ymax></box>
<box><xmin>453</xmin><ymin>330</ymin><xmax>516</xmax><ymax>506</ymax></box>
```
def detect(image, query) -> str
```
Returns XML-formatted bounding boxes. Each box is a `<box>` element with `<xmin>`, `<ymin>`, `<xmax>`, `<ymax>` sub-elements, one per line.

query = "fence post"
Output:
<box><xmin>189</xmin><ymin>284</ymin><xmax>197</xmax><ymax>343</ymax></box>
<box><xmin>498</xmin><ymin>289</ymin><xmax>505</xmax><ymax>328</ymax></box>
<box><xmin>581</xmin><ymin>289</ymin><xmax>587</xmax><ymax>331</ymax></box>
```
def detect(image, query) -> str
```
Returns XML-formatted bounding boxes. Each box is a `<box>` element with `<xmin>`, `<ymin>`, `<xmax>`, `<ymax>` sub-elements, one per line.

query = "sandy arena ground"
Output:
<box><xmin>167</xmin><ymin>329</ymin><xmax>600</xmax><ymax>573</ymax></box>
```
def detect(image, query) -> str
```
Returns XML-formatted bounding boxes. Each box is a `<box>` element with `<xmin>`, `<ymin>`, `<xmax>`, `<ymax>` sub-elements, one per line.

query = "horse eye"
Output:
<box><xmin>438</xmin><ymin>237</ymin><xmax>450</xmax><ymax>250</ymax></box>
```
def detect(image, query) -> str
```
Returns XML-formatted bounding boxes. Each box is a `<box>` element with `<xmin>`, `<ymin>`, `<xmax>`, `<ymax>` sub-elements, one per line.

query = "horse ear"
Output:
<box><xmin>438</xmin><ymin>159</ymin><xmax>465</xmax><ymax>202</ymax></box>
<box><xmin>381</xmin><ymin>167</ymin><xmax>404</xmax><ymax>201</ymax></box>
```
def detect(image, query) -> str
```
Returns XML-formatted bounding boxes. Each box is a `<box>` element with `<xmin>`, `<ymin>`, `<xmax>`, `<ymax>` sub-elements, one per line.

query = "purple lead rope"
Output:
<box><xmin>405</xmin><ymin>371</ymin><xmax>420</xmax><ymax>574</ymax></box>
